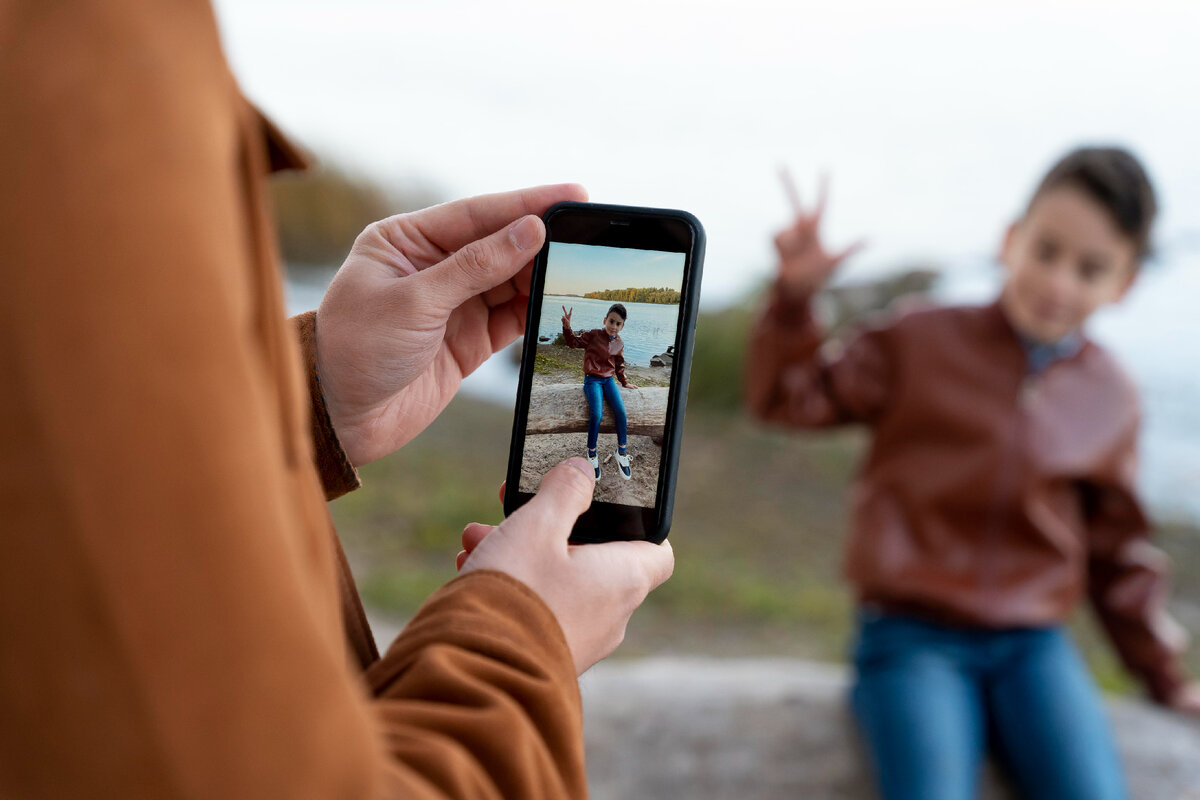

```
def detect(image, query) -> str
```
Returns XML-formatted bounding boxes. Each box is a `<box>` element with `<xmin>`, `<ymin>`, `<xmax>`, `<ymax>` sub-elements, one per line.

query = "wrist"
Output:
<box><xmin>776</xmin><ymin>273</ymin><xmax>819</xmax><ymax>300</ymax></box>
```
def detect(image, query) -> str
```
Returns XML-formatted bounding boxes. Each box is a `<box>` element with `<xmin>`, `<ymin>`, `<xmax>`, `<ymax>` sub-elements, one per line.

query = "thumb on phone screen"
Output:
<box><xmin>459</xmin><ymin>459</ymin><xmax>673</xmax><ymax>674</ymax></box>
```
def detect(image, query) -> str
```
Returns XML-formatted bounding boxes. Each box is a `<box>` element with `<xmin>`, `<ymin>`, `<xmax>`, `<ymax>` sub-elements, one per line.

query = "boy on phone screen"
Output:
<box><xmin>748</xmin><ymin>148</ymin><xmax>1199</xmax><ymax>800</ymax></box>
<box><xmin>562</xmin><ymin>303</ymin><xmax>638</xmax><ymax>480</ymax></box>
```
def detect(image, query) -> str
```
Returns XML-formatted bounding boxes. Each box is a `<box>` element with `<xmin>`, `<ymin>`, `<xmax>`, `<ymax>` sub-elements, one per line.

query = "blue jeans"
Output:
<box><xmin>850</xmin><ymin>611</ymin><xmax>1128</xmax><ymax>800</ymax></box>
<box><xmin>583</xmin><ymin>375</ymin><xmax>627</xmax><ymax>452</ymax></box>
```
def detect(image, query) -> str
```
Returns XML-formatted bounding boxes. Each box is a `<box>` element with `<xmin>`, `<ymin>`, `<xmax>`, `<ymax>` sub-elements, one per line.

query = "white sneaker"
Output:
<box><xmin>588</xmin><ymin>451</ymin><xmax>601</xmax><ymax>480</ymax></box>
<box><xmin>615</xmin><ymin>449</ymin><xmax>631</xmax><ymax>480</ymax></box>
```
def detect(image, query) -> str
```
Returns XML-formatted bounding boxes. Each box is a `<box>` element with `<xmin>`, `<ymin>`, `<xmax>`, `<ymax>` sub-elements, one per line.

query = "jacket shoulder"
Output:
<box><xmin>870</xmin><ymin>300</ymin><xmax>989</xmax><ymax>339</ymax></box>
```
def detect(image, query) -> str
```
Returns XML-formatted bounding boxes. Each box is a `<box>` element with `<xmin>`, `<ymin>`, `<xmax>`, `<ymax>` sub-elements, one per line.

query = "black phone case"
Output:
<box><xmin>503</xmin><ymin>201</ymin><xmax>705</xmax><ymax>544</ymax></box>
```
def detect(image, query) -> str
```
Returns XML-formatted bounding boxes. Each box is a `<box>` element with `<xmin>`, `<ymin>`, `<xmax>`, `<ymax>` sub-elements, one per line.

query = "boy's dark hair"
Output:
<box><xmin>607</xmin><ymin>303</ymin><xmax>627</xmax><ymax>321</ymax></box>
<box><xmin>1028</xmin><ymin>146</ymin><xmax>1157</xmax><ymax>261</ymax></box>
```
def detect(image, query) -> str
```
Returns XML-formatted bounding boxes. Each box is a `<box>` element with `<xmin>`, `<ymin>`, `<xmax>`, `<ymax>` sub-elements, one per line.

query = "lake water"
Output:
<box><xmin>539</xmin><ymin>295</ymin><xmax>680</xmax><ymax>368</ymax></box>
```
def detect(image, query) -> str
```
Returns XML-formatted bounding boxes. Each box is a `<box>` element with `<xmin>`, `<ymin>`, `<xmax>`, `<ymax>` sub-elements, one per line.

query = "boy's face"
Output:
<box><xmin>999</xmin><ymin>186</ymin><xmax>1137</xmax><ymax>344</ymax></box>
<box><xmin>604</xmin><ymin>312</ymin><xmax>625</xmax><ymax>337</ymax></box>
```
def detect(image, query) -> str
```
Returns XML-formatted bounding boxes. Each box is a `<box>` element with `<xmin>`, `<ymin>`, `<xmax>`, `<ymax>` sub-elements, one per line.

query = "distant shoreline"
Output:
<box><xmin>545</xmin><ymin>292</ymin><xmax>680</xmax><ymax>306</ymax></box>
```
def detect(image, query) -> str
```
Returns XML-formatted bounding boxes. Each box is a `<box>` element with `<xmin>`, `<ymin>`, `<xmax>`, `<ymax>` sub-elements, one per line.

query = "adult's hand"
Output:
<box><xmin>456</xmin><ymin>460</ymin><xmax>674</xmax><ymax>674</ymax></box>
<box><xmin>773</xmin><ymin>174</ymin><xmax>864</xmax><ymax>298</ymax></box>
<box><xmin>316</xmin><ymin>184</ymin><xmax>587</xmax><ymax>466</ymax></box>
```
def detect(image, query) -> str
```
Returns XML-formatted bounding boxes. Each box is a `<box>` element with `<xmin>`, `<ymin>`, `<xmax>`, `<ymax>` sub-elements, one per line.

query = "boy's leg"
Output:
<box><xmin>986</xmin><ymin>628</ymin><xmax>1128</xmax><ymax>800</ymax></box>
<box><xmin>601</xmin><ymin>378</ymin><xmax>631</xmax><ymax>479</ymax></box>
<box><xmin>851</xmin><ymin>614</ymin><xmax>986</xmax><ymax>800</ymax></box>
<box><xmin>601</xmin><ymin>377</ymin><xmax>628</xmax><ymax>447</ymax></box>
<box><xmin>582</xmin><ymin>377</ymin><xmax>603</xmax><ymax>478</ymax></box>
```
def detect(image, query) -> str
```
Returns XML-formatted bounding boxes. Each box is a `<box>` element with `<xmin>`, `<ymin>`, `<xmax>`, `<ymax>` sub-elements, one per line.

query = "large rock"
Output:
<box><xmin>580</xmin><ymin>658</ymin><xmax>1200</xmax><ymax>799</ymax></box>
<box><xmin>527</xmin><ymin>384</ymin><xmax>668</xmax><ymax>437</ymax></box>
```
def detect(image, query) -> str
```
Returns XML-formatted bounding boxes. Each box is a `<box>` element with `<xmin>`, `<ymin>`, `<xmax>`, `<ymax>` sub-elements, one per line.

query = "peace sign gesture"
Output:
<box><xmin>561</xmin><ymin>305</ymin><xmax>573</xmax><ymax>327</ymax></box>
<box><xmin>774</xmin><ymin>170</ymin><xmax>866</xmax><ymax>297</ymax></box>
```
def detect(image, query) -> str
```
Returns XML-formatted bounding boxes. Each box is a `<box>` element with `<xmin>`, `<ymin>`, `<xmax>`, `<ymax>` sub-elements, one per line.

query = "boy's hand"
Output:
<box><xmin>774</xmin><ymin>174</ymin><xmax>865</xmax><ymax>297</ymax></box>
<box><xmin>316</xmin><ymin>185</ymin><xmax>587</xmax><ymax>466</ymax></box>
<box><xmin>624</xmin><ymin>382</ymin><xmax>638</xmax><ymax>389</ymax></box>
<box><xmin>456</xmin><ymin>460</ymin><xmax>674</xmax><ymax>674</ymax></box>
<box><xmin>561</xmin><ymin>305</ymin><xmax>572</xmax><ymax>327</ymax></box>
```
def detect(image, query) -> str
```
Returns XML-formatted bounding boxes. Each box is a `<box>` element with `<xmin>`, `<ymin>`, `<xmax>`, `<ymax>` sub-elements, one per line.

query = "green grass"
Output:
<box><xmin>533</xmin><ymin>350</ymin><xmax>583</xmax><ymax>377</ymax></box>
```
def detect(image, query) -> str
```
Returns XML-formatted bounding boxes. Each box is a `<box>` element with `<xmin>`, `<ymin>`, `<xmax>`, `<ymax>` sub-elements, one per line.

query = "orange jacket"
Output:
<box><xmin>747</xmin><ymin>285</ymin><xmax>1190</xmax><ymax>703</ymax></box>
<box><xmin>0</xmin><ymin>3</ymin><xmax>584</xmax><ymax>797</ymax></box>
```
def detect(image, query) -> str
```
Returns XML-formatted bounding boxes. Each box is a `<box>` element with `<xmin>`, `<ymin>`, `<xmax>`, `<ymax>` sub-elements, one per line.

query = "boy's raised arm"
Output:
<box><xmin>745</xmin><ymin>282</ymin><xmax>892</xmax><ymax>428</ymax></box>
<box><xmin>561</xmin><ymin>312</ymin><xmax>585</xmax><ymax>348</ymax></box>
<box><xmin>746</xmin><ymin>178</ymin><xmax>885</xmax><ymax>427</ymax></box>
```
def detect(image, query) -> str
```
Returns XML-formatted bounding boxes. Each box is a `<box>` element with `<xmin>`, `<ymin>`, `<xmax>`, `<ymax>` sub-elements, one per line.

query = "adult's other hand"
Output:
<box><xmin>457</xmin><ymin>460</ymin><xmax>674</xmax><ymax>674</ymax></box>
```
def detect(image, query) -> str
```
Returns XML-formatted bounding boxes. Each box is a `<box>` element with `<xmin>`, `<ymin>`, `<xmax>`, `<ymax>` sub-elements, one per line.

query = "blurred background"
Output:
<box><xmin>214</xmin><ymin>0</ymin><xmax>1200</xmax><ymax>690</ymax></box>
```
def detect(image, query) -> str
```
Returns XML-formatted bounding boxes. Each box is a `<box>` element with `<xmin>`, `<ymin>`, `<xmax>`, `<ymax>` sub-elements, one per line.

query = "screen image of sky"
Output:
<box><xmin>545</xmin><ymin>242</ymin><xmax>685</xmax><ymax>297</ymax></box>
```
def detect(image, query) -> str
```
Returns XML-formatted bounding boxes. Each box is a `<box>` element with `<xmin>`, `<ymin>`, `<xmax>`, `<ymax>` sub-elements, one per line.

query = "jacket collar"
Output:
<box><xmin>986</xmin><ymin>299</ymin><xmax>1088</xmax><ymax>373</ymax></box>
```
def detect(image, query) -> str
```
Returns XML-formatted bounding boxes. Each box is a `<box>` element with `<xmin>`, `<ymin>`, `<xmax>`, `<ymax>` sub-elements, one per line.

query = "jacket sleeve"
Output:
<box><xmin>614</xmin><ymin>348</ymin><xmax>628</xmax><ymax>386</ymax></box>
<box><xmin>367</xmin><ymin>572</ymin><xmax>585</xmax><ymax>797</ymax></box>
<box><xmin>1083</xmin><ymin>418</ymin><xmax>1191</xmax><ymax>704</ymax></box>
<box><xmin>561</xmin><ymin>320</ymin><xmax>584</xmax><ymax>349</ymax></box>
<box><xmin>745</xmin><ymin>283</ymin><xmax>892</xmax><ymax>428</ymax></box>
<box><xmin>0</xmin><ymin>4</ymin><xmax>584</xmax><ymax>798</ymax></box>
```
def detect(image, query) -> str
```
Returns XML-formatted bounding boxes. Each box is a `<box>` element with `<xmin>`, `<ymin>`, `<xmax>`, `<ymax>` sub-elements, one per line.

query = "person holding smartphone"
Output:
<box><xmin>747</xmin><ymin>152</ymin><xmax>1200</xmax><ymax>800</ymax></box>
<box><xmin>0</xmin><ymin>4</ymin><xmax>672</xmax><ymax>798</ymax></box>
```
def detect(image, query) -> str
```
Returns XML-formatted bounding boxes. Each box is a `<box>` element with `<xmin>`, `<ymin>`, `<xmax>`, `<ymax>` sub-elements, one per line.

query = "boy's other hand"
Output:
<box><xmin>315</xmin><ymin>184</ymin><xmax>587</xmax><ymax>466</ymax></box>
<box><xmin>456</xmin><ymin>459</ymin><xmax>674</xmax><ymax>674</ymax></box>
<box><xmin>561</xmin><ymin>305</ymin><xmax>573</xmax><ymax>327</ymax></box>
<box><xmin>774</xmin><ymin>174</ymin><xmax>865</xmax><ymax>297</ymax></box>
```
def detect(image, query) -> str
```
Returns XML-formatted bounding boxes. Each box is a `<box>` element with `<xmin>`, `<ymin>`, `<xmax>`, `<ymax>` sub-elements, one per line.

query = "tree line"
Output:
<box><xmin>583</xmin><ymin>287</ymin><xmax>681</xmax><ymax>304</ymax></box>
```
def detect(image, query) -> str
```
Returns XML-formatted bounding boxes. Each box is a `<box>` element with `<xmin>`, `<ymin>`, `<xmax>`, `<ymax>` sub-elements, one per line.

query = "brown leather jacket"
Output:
<box><xmin>563</xmin><ymin>323</ymin><xmax>629</xmax><ymax>385</ymax></box>
<box><xmin>0</xmin><ymin>3</ymin><xmax>583</xmax><ymax>797</ymax></box>
<box><xmin>747</xmin><ymin>285</ymin><xmax>1190</xmax><ymax>702</ymax></box>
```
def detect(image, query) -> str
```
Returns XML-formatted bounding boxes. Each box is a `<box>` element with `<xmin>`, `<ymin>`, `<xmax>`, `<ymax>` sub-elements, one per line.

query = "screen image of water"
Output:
<box><xmin>539</xmin><ymin>295</ymin><xmax>680</xmax><ymax>368</ymax></box>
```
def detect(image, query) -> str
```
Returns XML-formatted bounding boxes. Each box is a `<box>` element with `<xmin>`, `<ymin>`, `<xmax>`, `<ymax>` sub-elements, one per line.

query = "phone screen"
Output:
<box><xmin>507</xmin><ymin>203</ymin><xmax>703</xmax><ymax>543</ymax></box>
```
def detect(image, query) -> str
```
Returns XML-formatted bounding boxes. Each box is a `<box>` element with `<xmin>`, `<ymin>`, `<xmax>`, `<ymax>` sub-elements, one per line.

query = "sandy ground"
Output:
<box><xmin>519</xmin><ymin>432</ymin><xmax>660</xmax><ymax>505</ymax></box>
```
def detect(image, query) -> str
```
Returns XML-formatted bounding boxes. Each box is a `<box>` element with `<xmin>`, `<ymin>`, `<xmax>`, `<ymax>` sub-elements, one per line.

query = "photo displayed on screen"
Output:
<box><xmin>518</xmin><ymin>241</ymin><xmax>686</xmax><ymax>509</ymax></box>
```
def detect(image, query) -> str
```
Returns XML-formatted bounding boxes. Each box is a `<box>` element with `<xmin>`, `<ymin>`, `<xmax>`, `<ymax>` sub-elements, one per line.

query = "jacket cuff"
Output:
<box><xmin>768</xmin><ymin>278</ymin><xmax>816</xmax><ymax>313</ymax></box>
<box><xmin>763</xmin><ymin>281</ymin><xmax>824</xmax><ymax>357</ymax></box>
<box><xmin>290</xmin><ymin>311</ymin><xmax>361</xmax><ymax>500</ymax></box>
<box><xmin>363</xmin><ymin>570</ymin><xmax>585</xmax><ymax>795</ymax></box>
<box><xmin>375</xmin><ymin>570</ymin><xmax>577</xmax><ymax>685</ymax></box>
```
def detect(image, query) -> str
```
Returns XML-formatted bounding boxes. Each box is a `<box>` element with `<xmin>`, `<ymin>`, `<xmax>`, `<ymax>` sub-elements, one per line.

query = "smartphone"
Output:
<box><xmin>504</xmin><ymin>201</ymin><xmax>705</xmax><ymax>544</ymax></box>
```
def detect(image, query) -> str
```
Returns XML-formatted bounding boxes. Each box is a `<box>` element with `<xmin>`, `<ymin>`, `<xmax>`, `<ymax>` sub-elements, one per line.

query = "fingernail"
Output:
<box><xmin>566</xmin><ymin>457</ymin><xmax>595</xmax><ymax>480</ymax></box>
<box><xmin>508</xmin><ymin>216</ymin><xmax>540</xmax><ymax>251</ymax></box>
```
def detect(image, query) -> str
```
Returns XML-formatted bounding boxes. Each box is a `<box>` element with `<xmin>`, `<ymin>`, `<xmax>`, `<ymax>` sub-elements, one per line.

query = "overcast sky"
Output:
<box><xmin>544</xmin><ymin>244</ymin><xmax>686</xmax><ymax>296</ymax></box>
<box><xmin>213</xmin><ymin>0</ymin><xmax>1200</xmax><ymax>304</ymax></box>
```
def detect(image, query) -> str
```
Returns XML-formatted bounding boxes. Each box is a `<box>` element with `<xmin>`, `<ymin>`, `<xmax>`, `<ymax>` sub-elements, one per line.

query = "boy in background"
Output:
<box><xmin>747</xmin><ymin>148</ymin><xmax>1199</xmax><ymax>800</ymax></box>
<box><xmin>562</xmin><ymin>303</ymin><xmax>638</xmax><ymax>480</ymax></box>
